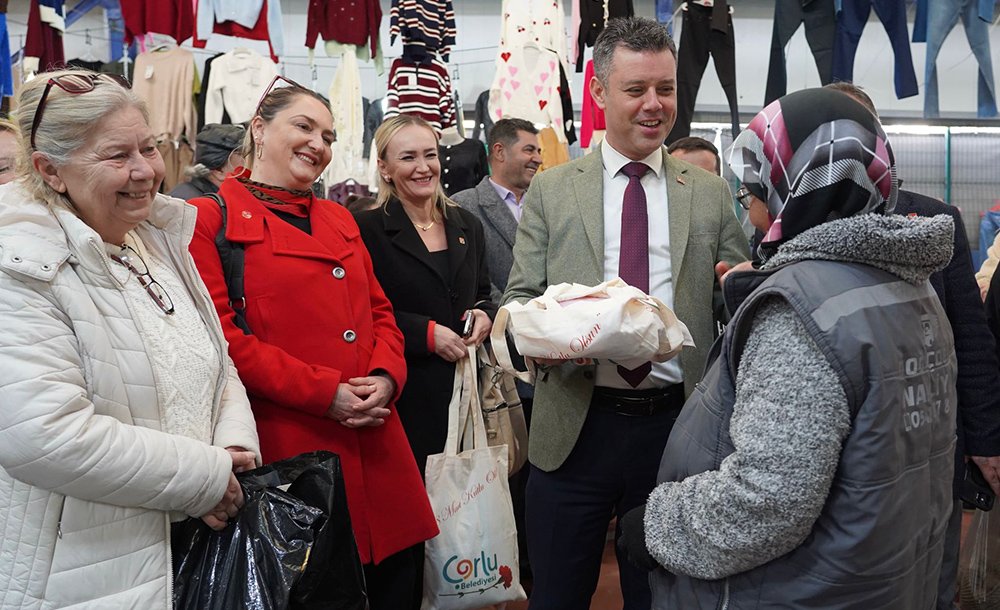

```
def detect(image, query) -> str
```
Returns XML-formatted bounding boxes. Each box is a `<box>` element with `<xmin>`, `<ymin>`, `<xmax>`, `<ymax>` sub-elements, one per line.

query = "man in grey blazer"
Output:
<box><xmin>502</xmin><ymin>17</ymin><xmax>749</xmax><ymax>609</ymax></box>
<box><xmin>452</xmin><ymin>118</ymin><xmax>542</xmax><ymax>302</ymax></box>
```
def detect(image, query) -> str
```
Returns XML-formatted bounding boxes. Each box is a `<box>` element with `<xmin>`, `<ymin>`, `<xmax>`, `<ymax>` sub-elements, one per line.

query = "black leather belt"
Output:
<box><xmin>591</xmin><ymin>384</ymin><xmax>685</xmax><ymax>417</ymax></box>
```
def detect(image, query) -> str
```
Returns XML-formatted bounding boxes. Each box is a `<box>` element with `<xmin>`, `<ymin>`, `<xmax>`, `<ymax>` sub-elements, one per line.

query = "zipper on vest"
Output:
<box><xmin>717</xmin><ymin>578</ymin><xmax>730</xmax><ymax>610</ymax></box>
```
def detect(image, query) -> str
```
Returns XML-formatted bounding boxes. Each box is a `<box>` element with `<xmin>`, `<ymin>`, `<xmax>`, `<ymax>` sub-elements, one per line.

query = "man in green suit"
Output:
<box><xmin>502</xmin><ymin>16</ymin><xmax>749</xmax><ymax>609</ymax></box>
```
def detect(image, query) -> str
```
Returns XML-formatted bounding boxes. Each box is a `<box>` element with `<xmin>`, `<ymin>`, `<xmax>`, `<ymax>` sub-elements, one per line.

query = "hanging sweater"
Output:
<box><xmin>193</xmin><ymin>0</ymin><xmax>284</xmax><ymax>61</ymax></box>
<box><xmin>307</xmin><ymin>0</ymin><xmax>382</xmax><ymax>60</ymax></box>
<box><xmin>132</xmin><ymin>47</ymin><xmax>197</xmax><ymax>143</ymax></box>
<box><xmin>385</xmin><ymin>56</ymin><xmax>456</xmax><ymax>131</ymax></box>
<box><xmin>121</xmin><ymin>0</ymin><xmax>194</xmax><ymax>45</ymax></box>
<box><xmin>389</xmin><ymin>0</ymin><xmax>456</xmax><ymax>62</ymax></box>
<box><xmin>500</xmin><ymin>0</ymin><xmax>567</xmax><ymax>66</ymax></box>
<box><xmin>488</xmin><ymin>45</ymin><xmax>565</xmax><ymax>142</ymax></box>
<box><xmin>24</xmin><ymin>0</ymin><xmax>64</xmax><ymax>74</ymax></box>
<box><xmin>576</xmin><ymin>0</ymin><xmax>635</xmax><ymax>71</ymax></box>
<box><xmin>580</xmin><ymin>59</ymin><xmax>607</xmax><ymax>148</ymax></box>
<box><xmin>439</xmin><ymin>138</ymin><xmax>488</xmax><ymax>196</ymax></box>
<box><xmin>324</xmin><ymin>49</ymin><xmax>367</xmax><ymax>185</ymax></box>
<box><xmin>204</xmin><ymin>49</ymin><xmax>278</xmax><ymax>125</ymax></box>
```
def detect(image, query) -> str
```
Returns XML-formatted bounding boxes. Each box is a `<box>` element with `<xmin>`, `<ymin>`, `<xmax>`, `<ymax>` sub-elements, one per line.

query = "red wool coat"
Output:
<box><xmin>188</xmin><ymin>176</ymin><xmax>437</xmax><ymax>564</ymax></box>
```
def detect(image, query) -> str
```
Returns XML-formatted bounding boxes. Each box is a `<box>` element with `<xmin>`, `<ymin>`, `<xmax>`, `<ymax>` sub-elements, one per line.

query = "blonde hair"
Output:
<box><xmin>373</xmin><ymin>114</ymin><xmax>454</xmax><ymax>216</ymax></box>
<box><xmin>0</xmin><ymin>118</ymin><xmax>17</xmax><ymax>137</ymax></box>
<box><xmin>12</xmin><ymin>69</ymin><xmax>148</xmax><ymax>204</ymax></box>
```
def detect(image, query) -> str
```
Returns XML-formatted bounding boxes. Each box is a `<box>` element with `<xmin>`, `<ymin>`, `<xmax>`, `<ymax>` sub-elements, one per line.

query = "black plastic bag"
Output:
<box><xmin>172</xmin><ymin>486</ymin><xmax>323</xmax><ymax>610</ymax></box>
<box><xmin>241</xmin><ymin>451</ymin><xmax>368</xmax><ymax>610</ymax></box>
<box><xmin>173</xmin><ymin>451</ymin><xmax>368</xmax><ymax>610</ymax></box>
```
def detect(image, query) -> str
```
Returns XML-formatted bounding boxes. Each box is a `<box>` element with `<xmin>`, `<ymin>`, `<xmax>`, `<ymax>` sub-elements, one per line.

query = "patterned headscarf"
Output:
<box><xmin>726</xmin><ymin>87</ymin><xmax>897</xmax><ymax>258</ymax></box>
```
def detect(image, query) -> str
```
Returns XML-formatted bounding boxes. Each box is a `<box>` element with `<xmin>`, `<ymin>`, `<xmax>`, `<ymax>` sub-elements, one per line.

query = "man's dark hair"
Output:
<box><xmin>488</xmin><ymin>117</ymin><xmax>538</xmax><ymax>154</ymax></box>
<box><xmin>824</xmin><ymin>82</ymin><xmax>879</xmax><ymax>118</ymax></box>
<box><xmin>667</xmin><ymin>136</ymin><xmax>720</xmax><ymax>172</ymax></box>
<box><xmin>593</xmin><ymin>17</ymin><xmax>677</xmax><ymax>84</ymax></box>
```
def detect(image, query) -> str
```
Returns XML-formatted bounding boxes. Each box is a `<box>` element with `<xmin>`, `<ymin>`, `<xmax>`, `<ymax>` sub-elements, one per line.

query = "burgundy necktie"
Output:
<box><xmin>618</xmin><ymin>161</ymin><xmax>652</xmax><ymax>387</ymax></box>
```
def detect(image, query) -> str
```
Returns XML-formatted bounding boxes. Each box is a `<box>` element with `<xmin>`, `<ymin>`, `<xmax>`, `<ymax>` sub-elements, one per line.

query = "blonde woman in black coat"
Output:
<box><xmin>355</xmin><ymin>114</ymin><xmax>496</xmax><ymax>475</ymax></box>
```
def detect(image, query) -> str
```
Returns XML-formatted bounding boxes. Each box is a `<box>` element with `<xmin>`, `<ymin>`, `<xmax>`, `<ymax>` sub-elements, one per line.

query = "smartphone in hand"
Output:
<box><xmin>462</xmin><ymin>310</ymin><xmax>475</xmax><ymax>338</ymax></box>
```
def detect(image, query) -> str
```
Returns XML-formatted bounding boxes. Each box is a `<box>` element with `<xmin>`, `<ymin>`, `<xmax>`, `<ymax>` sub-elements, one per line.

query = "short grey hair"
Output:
<box><xmin>14</xmin><ymin>69</ymin><xmax>149</xmax><ymax>203</ymax></box>
<box><xmin>592</xmin><ymin>17</ymin><xmax>677</xmax><ymax>85</ymax></box>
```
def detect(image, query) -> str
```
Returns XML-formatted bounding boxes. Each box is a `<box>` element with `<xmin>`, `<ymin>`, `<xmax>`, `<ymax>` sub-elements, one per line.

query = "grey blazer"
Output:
<box><xmin>503</xmin><ymin>146</ymin><xmax>750</xmax><ymax>471</ymax></box>
<box><xmin>452</xmin><ymin>176</ymin><xmax>519</xmax><ymax>301</ymax></box>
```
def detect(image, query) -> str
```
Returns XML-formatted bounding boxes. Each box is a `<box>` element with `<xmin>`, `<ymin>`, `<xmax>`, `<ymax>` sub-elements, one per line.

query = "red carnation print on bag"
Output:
<box><xmin>499</xmin><ymin>565</ymin><xmax>513</xmax><ymax>589</ymax></box>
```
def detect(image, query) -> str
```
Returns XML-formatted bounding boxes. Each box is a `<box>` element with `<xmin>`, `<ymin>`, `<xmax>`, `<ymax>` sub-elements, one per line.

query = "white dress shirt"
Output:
<box><xmin>595</xmin><ymin>142</ymin><xmax>682</xmax><ymax>389</ymax></box>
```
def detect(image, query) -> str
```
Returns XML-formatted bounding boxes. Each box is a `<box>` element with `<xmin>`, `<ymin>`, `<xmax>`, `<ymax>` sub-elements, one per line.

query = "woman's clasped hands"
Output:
<box><xmin>327</xmin><ymin>374</ymin><xmax>397</xmax><ymax>428</ymax></box>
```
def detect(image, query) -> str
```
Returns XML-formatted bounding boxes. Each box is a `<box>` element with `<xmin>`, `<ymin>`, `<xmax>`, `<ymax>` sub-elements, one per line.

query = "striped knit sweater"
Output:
<box><xmin>385</xmin><ymin>56</ymin><xmax>456</xmax><ymax>131</ymax></box>
<box><xmin>389</xmin><ymin>0</ymin><xmax>456</xmax><ymax>61</ymax></box>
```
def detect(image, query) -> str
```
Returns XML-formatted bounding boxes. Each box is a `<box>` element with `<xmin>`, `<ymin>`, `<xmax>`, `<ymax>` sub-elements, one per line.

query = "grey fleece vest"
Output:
<box><xmin>651</xmin><ymin>259</ymin><xmax>957</xmax><ymax>610</ymax></box>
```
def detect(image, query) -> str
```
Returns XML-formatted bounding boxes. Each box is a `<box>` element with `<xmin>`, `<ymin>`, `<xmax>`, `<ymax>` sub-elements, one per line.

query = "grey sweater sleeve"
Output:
<box><xmin>644</xmin><ymin>296</ymin><xmax>852</xmax><ymax>581</ymax></box>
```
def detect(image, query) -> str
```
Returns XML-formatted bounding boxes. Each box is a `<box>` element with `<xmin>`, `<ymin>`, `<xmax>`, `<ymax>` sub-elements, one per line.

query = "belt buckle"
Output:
<box><xmin>616</xmin><ymin>396</ymin><xmax>656</xmax><ymax>417</ymax></box>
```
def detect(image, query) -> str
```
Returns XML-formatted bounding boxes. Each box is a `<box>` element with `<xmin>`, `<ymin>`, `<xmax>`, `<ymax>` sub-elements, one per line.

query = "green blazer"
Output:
<box><xmin>502</xmin><ymin>146</ymin><xmax>750</xmax><ymax>472</ymax></box>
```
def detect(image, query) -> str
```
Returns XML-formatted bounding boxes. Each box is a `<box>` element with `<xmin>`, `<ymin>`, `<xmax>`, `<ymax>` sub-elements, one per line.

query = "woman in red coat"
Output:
<box><xmin>187</xmin><ymin>79</ymin><xmax>437</xmax><ymax>609</ymax></box>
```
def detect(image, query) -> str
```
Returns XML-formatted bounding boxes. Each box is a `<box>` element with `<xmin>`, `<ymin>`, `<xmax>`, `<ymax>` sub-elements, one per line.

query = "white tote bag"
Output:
<box><xmin>491</xmin><ymin>278</ymin><xmax>694</xmax><ymax>381</ymax></box>
<box><xmin>421</xmin><ymin>348</ymin><xmax>527</xmax><ymax>610</ymax></box>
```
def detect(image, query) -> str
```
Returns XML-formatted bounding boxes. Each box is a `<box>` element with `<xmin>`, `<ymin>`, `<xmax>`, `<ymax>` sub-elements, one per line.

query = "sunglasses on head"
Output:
<box><xmin>30</xmin><ymin>73</ymin><xmax>131</xmax><ymax>150</ymax></box>
<box><xmin>253</xmin><ymin>75</ymin><xmax>310</xmax><ymax>118</ymax></box>
<box><xmin>735</xmin><ymin>185</ymin><xmax>755</xmax><ymax>211</ymax></box>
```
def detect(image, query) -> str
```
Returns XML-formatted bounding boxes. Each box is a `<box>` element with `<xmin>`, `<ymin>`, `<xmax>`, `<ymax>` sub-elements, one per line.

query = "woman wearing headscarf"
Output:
<box><xmin>0</xmin><ymin>69</ymin><xmax>259</xmax><ymax>608</ymax></box>
<box><xmin>621</xmin><ymin>87</ymin><xmax>958</xmax><ymax>609</ymax></box>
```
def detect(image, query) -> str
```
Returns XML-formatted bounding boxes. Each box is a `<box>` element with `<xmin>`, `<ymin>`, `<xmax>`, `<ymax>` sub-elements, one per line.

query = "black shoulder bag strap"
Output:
<box><xmin>204</xmin><ymin>193</ymin><xmax>252</xmax><ymax>335</ymax></box>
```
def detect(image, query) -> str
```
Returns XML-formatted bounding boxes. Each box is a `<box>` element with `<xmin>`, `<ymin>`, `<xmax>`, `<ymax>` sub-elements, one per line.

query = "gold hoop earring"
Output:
<box><xmin>255</xmin><ymin>140</ymin><xmax>263</xmax><ymax>160</ymax></box>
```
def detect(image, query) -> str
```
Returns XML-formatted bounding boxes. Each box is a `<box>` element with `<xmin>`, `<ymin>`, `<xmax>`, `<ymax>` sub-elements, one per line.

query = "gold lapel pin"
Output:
<box><xmin>676</xmin><ymin>176</ymin><xmax>687</xmax><ymax>185</ymax></box>
<box><xmin>241</xmin><ymin>210</ymin><xmax>252</xmax><ymax>219</ymax></box>
<box><xmin>458</xmin><ymin>236</ymin><xmax>466</xmax><ymax>245</ymax></box>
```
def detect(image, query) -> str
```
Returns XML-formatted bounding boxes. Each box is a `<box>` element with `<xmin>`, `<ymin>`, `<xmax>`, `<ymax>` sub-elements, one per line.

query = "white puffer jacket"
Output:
<box><xmin>0</xmin><ymin>183</ymin><xmax>260</xmax><ymax>609</ymax></box>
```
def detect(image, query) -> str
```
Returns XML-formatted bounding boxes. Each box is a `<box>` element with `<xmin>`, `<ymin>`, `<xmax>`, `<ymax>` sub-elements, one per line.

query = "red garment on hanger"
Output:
<box><xmin>306</xmin><ymin>0</ymin><xmax>382</xmax><ymax>58</ymax></box>
<box><xmin>580</xmin><ymin>59</ymin><xmax>607</xmax><ymax>148</ymax></box>
<box><xmin>25</xmin><ymin>0</ymin><xmax>64</xmax><ymax>72</ymax></box>
<box><xmin>193</xmin><ymin>0</ymin><xmax>279</xmax><ymax>63</ymax></box>
<box><xmin>121</xmin><ymin>0</ymin><xmax>194</xmax><ymax>46</ymax></box>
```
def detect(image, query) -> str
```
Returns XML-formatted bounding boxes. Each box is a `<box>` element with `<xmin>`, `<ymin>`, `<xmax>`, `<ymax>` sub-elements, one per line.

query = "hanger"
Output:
<box><xmin>232</xmin><ymin>47</ymin><xmax>253</xmax><ymax>57</ymax></box>
<box><xmin>148</xmin><ymin>33</ymin><xmax>177</xmax><ymax>53</ymax></box>
<box><xmin>80</xmin><ymin>29</ymin><xmax>98</xmax><ymax>62</ymax></box>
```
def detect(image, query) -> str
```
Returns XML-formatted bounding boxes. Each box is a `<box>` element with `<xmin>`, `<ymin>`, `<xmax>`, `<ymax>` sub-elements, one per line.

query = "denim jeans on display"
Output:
<box><xmin>924</xmin><ymin>0</ymin><xmax>998</xmax><ymax>118</ymax></box>
<box><xmin>832</xmin><ymin>0</ymin><xmax>918</xmax><ymax>99</ymax></box>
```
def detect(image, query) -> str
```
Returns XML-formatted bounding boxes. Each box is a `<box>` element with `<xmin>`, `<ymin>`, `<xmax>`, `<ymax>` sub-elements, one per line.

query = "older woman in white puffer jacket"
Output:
<box><xmin>0</xmin><ymin>69</ymin><xmax>260</xmax><ymax>609</ymax></box>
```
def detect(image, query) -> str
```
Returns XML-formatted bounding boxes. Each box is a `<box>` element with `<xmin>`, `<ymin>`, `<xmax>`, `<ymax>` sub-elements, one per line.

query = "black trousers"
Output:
<box><xmin>525</xmin><ymin>397</ymin><xmax>681</xmax><ymax>609</ymax></box>
<box><xmin>764</xmin><ymin>0</ymin><xmax>836</xmax><ymax>106</ymax></box>
<box><xmin>666</xmin><ymin>2</ymin><xmax>740</xmax><ymax>144</ymax></box>
<box><xmin>509</xmin><ymin>395</ymin><xmax>534</xmax><ymax>585</ymax></box>
<box><xmin>362</xmin><ymin>545</ymin><xmax>421</xmax><ymax>610</ymax></box>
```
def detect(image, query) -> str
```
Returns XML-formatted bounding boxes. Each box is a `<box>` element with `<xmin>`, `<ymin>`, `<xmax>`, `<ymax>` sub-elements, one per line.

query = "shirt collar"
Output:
<box><xmin>489</xmin><ymin>177</ymin><xmax>520</xmax><ymax>206</ymax></box>
<box><xmin>601</xmin><ymin>141</ymin><xmax>664</xmax><ymax>180</ymax></box>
